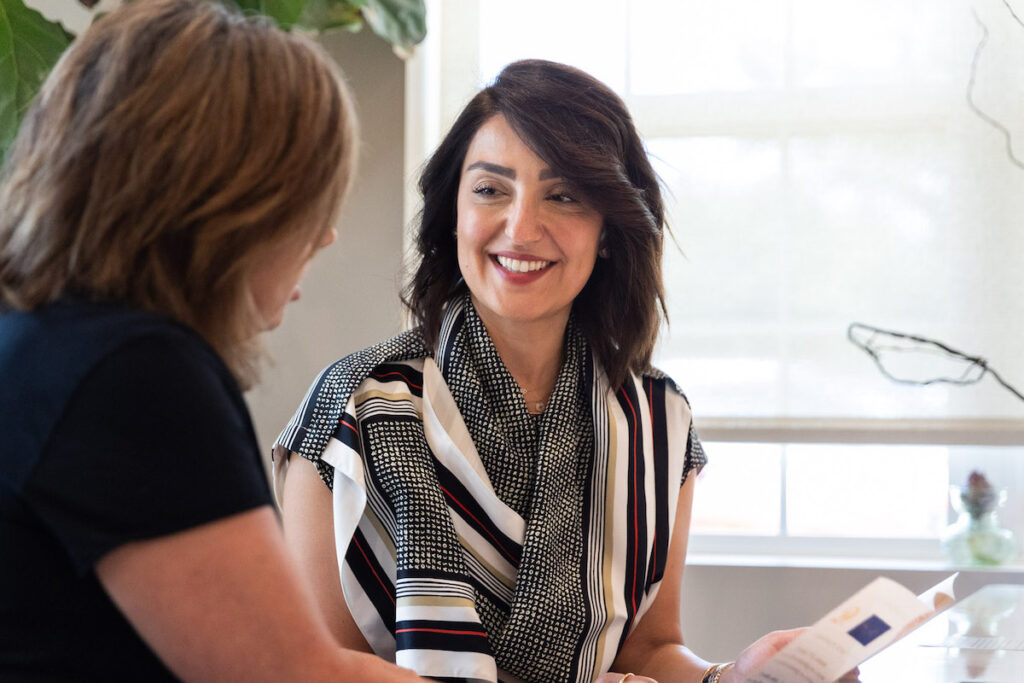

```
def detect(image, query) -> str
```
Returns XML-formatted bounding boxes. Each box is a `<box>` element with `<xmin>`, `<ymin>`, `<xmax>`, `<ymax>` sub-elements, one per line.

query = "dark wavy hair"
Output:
<box><xmin>403</xmin><ymin>59</ymin><xmax>666</xmax><ymax>389</ymax></box>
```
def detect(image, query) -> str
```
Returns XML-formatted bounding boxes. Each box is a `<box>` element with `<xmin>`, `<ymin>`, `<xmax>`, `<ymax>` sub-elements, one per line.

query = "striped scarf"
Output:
<box><xmin>276</xmin><ymin>296</ymin><xmax>704</xmax><ymax>683</ymax></box>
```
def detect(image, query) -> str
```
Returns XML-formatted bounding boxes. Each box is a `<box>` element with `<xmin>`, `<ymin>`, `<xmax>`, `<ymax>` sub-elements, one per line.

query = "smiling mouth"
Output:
<box><xmin>494</xmin><ymin>255</ymin><xmax>554</xmax><ymax>273</ymax></box>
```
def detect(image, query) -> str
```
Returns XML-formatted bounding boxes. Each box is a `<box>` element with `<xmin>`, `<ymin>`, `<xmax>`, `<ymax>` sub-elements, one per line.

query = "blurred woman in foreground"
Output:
<box><xmin>0</xmin><ymin>1</ymin><xmax>421</xmax><ymax>680</ymax></box>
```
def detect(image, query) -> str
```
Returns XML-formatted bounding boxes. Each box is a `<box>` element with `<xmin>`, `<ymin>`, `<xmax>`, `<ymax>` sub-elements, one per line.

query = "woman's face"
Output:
<box><xmin>249</xmin><ymin>226</ymin><xmax>337</xmax><ymax>331</ymax></box>
<box><xmin>456</xmin><ymin>115</ymin><xmax>603</xmax><ymax>333</ymax></box>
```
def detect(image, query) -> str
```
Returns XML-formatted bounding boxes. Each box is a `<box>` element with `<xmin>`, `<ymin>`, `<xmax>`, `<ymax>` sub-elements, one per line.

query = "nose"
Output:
<box><xmin>320</xmin><ymin>227</ymin><xmax>338</xmax><ymax>249</ymax></box>
<box><xmin>504</xmin><ymin>196</ymin><xmax>543</xmax><ymax>244</ymax></box>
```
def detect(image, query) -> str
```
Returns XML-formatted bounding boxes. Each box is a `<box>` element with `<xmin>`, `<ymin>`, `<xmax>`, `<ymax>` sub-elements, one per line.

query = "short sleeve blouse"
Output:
<box><xmin>0</xmin><ymin>301</ymin><xmax>272</xmax><ymax>678</ymax></box>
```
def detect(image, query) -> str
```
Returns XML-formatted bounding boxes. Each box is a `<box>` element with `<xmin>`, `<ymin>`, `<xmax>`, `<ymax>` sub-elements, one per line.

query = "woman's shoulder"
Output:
<box><xmin>638</xmin><ymin>366</ymin><xmax>705</xmax><ymax>474</ymax></box>
<box><xmin>311</xmin><ymin>328</ymin><xmax>430</xmax><ymax>400</ymax></box>
<box><xmin>1</xmin><ymin>299</ymin><xmax>191</xmax><ymax>351</ymax></box>
<box><xmin>0</xmin><ymin>299</ymin><xmax>215</xmax><ymax>388</ymax></box>
<box><xmin>277</xmin><ymin>329</ymin><xmax>430</xmax><ymax>463</ymax></box>
<box><xmin>355</xmin><ymin>358</ymin><xmax>426</xmax><ymax>397</ymax></box>
<box><xmin>1</xmin><ymin>300</ymin><xmax>237</xmax><ymax>485</ymax></box>
<box><xmin>638</xmin><ymin>365</ymin><xmax>691</xmax><ymax>406</ymax></box>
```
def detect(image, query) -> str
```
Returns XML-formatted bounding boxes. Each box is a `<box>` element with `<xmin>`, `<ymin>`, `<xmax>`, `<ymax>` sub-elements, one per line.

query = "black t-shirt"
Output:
<box><xmin>0</xmin><ymin>301</ymin><xmax>273</xmax><ymax>680</ymax></box>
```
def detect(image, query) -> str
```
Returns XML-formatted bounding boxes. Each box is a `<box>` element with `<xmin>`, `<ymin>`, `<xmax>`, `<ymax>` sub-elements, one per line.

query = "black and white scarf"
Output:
<box><xmin>275</xmin><ymin>295</ymin><xmax>704</xmax><ymax>683</ymax></box>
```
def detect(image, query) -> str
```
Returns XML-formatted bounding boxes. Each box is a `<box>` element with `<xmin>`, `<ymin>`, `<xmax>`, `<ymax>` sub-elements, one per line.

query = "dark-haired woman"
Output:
<box><xmin>0</xmin><ymin>1</ymin><xmax>424</xmax><ymax>680</ymax></box>
<box><xmin>276</xmin><ymin>59</ymin><xmax>799</xmax><ymax>683</ymax></box>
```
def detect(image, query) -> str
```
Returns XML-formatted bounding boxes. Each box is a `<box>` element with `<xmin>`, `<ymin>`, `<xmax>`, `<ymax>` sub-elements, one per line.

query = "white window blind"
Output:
<box><xmin>411</xmin><ymin>0</ymin><xmax>1024</xmax><ymax>556</ymax></box>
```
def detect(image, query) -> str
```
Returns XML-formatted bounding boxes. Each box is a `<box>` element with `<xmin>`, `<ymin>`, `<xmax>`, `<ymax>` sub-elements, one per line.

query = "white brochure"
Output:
<box><xmin>744</xmin><ymin>573</ymin><xmax>958</xmax><ymax>683</ymax></box>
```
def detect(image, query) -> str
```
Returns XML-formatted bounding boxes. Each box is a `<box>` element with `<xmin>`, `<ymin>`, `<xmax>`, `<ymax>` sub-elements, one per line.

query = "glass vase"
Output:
<box><xmin>940</xmin><ymin>487</ymin><xmax>1016</xmax><ymax>566</ymax></box>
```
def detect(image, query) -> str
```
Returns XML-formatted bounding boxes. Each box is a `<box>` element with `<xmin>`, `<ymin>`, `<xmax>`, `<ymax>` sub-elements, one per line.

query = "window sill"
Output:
<box><xmin>687</xmin><ymin>551</ymin><xmax>1024</xmax><ymax>573</ymax></box>
<box><xmin>697</xmin><ymin>417</ymin><xmax>1024</xmax><ymax>446</ymax></box>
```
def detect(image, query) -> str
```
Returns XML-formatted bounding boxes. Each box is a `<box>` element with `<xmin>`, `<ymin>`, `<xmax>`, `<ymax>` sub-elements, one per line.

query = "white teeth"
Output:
<box><xmin>496</xmin><ymin>255</ymin><xmax>550</xmax><ymax>273</ymax></box>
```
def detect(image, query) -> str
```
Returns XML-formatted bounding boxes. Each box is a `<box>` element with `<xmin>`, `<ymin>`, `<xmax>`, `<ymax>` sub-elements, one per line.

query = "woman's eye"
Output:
<box><xmin>549</xmin><ymin>192</ymin><xmax>578</xmax><ymax>204</ymax></box>
<box><xmin>472</xmin><ymin>184</ymin><xmax>499</xmax><ymax>197</ymax></box>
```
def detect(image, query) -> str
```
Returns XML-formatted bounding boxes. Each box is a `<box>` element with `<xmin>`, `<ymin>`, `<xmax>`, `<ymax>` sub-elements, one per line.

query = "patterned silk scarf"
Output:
<box><xmin>276</xmin><ymin>295</ymin><xmax>704</xmax><ymax>683</ymax></box>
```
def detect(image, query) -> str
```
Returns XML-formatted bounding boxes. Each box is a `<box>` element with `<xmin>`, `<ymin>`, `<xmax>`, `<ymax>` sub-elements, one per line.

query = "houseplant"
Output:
<box><xmin>0</xmin><ymin>0</ymin><xmax>426</xmax><ymax>159</ymax></box>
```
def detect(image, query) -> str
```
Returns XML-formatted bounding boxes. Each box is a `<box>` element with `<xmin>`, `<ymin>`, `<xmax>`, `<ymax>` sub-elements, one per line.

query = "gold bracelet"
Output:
<box><xmin>700</xmin><ymin>664</ymin><xmax>719</xmax><ymax>683</ymax></box>
<box><xmin>618</xmin><ymin>674</ymin><xmax>634</xmax><ymax>683</ymax></box>
<box><xmin>706</xmin><ymin>662</ymin><xmax>734</xmax><ymax>683</ymax></box>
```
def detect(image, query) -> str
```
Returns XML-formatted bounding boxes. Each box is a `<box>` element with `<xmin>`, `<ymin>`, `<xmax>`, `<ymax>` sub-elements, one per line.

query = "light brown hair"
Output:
<box><xmin>405</xmin><ymin>59</ymin><xmax>666</xmax><ymax>389</ymax></box>
<box><xmin>0</xmin><ymin>0</ymin><xmax>358</xmax><ymax>386</ymax></box>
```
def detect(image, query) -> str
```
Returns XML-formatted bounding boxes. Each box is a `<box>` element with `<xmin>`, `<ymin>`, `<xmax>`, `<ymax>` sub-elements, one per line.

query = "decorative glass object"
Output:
<box><xmin>941</xmin><ymin>471</ymin><xmax>1016</xmax><ymax>566</ymax></box>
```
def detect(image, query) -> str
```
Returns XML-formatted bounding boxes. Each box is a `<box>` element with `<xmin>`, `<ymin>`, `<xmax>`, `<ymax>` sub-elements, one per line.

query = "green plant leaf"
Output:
<box><xmin>0</xmin><ymin>0</ymin><xmax>71</xmax><ymax>160</ymax></box>
<box><xmin>360</xmin><ymin>0</ymin><xmax>425</xmax><ymax>55</ymax></box>
<box><xmin>298</xmin><ymin>0</ymin><xmax>364</xmax><ymax>32</ymax></box>
<box><xmin>232</xmin><ymin>0</ymin><xmax>308</xmax><ymax>30</ymax></box>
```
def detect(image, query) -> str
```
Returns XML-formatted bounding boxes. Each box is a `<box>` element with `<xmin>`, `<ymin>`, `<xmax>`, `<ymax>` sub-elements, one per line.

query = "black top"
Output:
<box><xmin>0</xmin><ymin>300</ymin><xmax>273</xmax><ymax>680</ymax></box>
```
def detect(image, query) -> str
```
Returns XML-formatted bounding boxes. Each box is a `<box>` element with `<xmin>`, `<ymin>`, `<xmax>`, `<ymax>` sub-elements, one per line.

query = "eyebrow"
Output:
<box><xmin>465</xmin><ymin>161</ymin><xmax>562</xmax><ymax>181</ymax></box>
<box><xmin>465</xmin><ymin>161</ymin><xmax>515</xmax><ymax>178</ymax></box>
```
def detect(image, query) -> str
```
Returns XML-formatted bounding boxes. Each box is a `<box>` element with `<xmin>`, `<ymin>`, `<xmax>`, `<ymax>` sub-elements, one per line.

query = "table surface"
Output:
<box><xmin>858</xmin><ymin>583</ymin><xmax>1024</xmax><ymax>682</ymax></box>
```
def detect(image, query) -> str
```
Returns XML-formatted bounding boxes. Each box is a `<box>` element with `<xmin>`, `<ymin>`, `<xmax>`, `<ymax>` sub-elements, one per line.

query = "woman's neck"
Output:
<box><xmin>471</xmin><ymin>300</ymin><xmax>568</xmax><ymax>413</ymax></box>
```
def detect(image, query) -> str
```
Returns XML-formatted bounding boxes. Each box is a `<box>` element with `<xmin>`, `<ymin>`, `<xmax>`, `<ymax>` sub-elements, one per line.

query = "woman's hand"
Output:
<box><xmin>594</xmin><ymin>673</ymin><xmax>658</xmax><ymax>683</ymax></box>
<box><xmin>721</xmin><ymin>629</ymin><xmax>860</xmax><ymax>682</ymax></box>
<box><xmin>720</xmin><ymin>628</ymin><xmax>804</xmax><ymax>683</ymax></box>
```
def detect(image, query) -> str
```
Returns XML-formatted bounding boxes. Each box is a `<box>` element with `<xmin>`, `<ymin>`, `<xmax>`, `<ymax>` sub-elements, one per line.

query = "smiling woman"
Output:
<box><xmin>409</xmin><ymin>59</ymin><xmax>670</xmax><ymax>392</ymax></box>
<box><xmin>272</xmin><ymin>59</ymin><xmax>804</xmax><ymax>683</ymax></box>
<box><xmin>455</xmin><ymin>115</ymin><xmax>602</xmax><ymax>349</ymax></box>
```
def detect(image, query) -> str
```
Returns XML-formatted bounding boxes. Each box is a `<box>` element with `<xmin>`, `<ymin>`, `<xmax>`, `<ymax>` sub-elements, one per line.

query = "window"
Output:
<box><xmin>410</xmin><ymin>0</ymin><xmax>1024</xmax><ymax>560</ymax></box>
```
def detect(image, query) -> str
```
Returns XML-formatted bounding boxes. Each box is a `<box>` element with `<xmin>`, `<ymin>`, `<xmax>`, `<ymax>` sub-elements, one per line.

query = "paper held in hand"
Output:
<box><xmin>745</xmin><ymin>573</ymin><xmax>958</xmax><ymax>683</ymax></box>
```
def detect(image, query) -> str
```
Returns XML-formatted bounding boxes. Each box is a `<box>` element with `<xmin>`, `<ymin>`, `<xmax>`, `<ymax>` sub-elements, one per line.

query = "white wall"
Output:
<box><xmin>246</xmin><ymin>28</ymin><xmax>409</xmax><ymax>454</ymax></box>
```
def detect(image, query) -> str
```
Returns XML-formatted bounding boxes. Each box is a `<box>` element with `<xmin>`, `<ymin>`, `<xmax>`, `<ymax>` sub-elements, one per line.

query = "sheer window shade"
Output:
<box><xmin>424</xmin><ymin>0</ymin><xmax>1024</xmax><ymax>423</ymax></box>
<box><xmin>412</xmin><ymin>0</ymin><xmax>1024</xmax><ymax>551</ymax></box>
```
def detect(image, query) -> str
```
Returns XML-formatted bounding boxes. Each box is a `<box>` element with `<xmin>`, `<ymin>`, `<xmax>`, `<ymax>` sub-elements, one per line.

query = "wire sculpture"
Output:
<box><xmin>847</xmin><ymin>322</ymin><xmax>1024</xmax><ymax>404</ymax></box>
<box><xmin>857</xmin><ymin>6</ymin><xmax>1024</xmax><ymax>408</ymax></box>
<box><xmin>968</xmin><ymin>1</ymin><xmax>1024</xmax><ymax>170</ymax></box>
